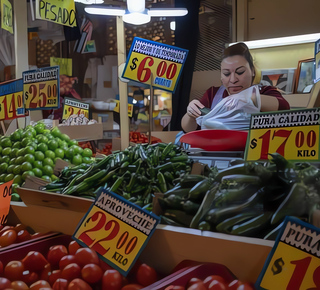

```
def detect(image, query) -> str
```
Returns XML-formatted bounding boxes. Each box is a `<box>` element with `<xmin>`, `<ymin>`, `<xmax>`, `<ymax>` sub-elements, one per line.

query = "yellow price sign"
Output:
<box><xmin>122</xmin><ymin>37</ymin><xmax>188</xmax><ymax>93</ymax></box>
<box><xmin>73</xmin><ymin>190</ymin><xmax>160</xmax><ymax>276</ymax></box>
<box><xmin>23</xmin><ymin>66</ymin><xmax>60</xmax><ymax>111</ymax></box>
<box><xmin>0</xmin><ymin>79</ymin><xmax>25</xmax><ymax>120</ymax></box>
<box><xmin>113</xmin><ymin>100</ymin><xmax>133</xmax><ymax>117</ymax></box>
<box><xmin>256</xmin><ymin>217</ymin><xmax>320</xmax><ymax>289</ymax></box>
<box><xmin>245</xmin><ymin>108</ymin><xmax>320</xmax><ymax>161</ymax></box>
<box><xmin>62</xmin><ymin>98</ymin><xmax>90</xmax><ymax>120</ymax></box>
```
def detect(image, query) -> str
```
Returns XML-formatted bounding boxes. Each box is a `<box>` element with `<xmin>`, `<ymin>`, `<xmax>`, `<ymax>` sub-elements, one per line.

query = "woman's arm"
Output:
<box><xmin>181</xmin><ymin>99</ymin><xmax>204</xmax><ymax>132</ymax></box>
<box><xmin>259</xmin><ymin>86</ymin><xmax>290</xmax><ymax>111</ymax></box>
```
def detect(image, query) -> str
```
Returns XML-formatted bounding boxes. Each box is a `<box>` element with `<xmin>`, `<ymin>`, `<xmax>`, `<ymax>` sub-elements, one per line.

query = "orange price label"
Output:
<box><xmin>122</xmin><ymin>37</ymin><xmax>188</xmax><ymax>93</ymax></box>
<box><xmin>256</xmin><ymin>217</ymin><xmax>320</xmax><ymax>289</ymax></box>
<box><xmin>62</xmin><ymin>98</ymin><xmax>90</xmax><ymax>120</ymax></box>
<box><xmin>0</xmin><ymin>180</ymin><xmax>13</xmax><ymax>225</ymax></box>
<box><xmin>23</xmin><ymin>66</ymin><xmax>60</xmax><ymax>110</ymax></box>
<box><xmin>73</xmin><ymin>190</ymin><xmax>160</xmax><ymax>276</ymax></box>
<box><xmin>0</xmin><ymin>79</ymin><xmax>25</xmax><ymax>120</ymax></box>
<box><xmin>245</xmin><ymin>108</ymin><xmax>320</xmax><ymax>161</ymax></box>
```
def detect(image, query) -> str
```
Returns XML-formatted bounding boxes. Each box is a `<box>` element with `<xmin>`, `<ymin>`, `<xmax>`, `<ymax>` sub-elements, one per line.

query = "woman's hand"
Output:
<box><xmin>187</xmin><ymin>99</ymin><xmax>205</xmax><ymax>118</ymax></box>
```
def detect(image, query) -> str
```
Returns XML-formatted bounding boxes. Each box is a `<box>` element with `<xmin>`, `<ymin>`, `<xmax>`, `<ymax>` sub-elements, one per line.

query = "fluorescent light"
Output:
<box><xmin>123</xmin><ymin>11</ymin><xmax>151</xmax><ymax>25</ymax></box>
<box><xmin>148</xmin><ymin>8</ymin><xmax>188</xmax><ymax>17</ymax></box>
<box><xmin>85</xmin><ymin>7</ymin><xmax>125</xmax><ymax>16</ymax></box>
<box><xmin>229</xmin><ymin>33</ymin><xmax>320</xmax><ymax>49</ymax></box>
<box><xmin>75</xmin><ymin>0</ymin><xmax>104</xmax><ymax>4</ymax></box>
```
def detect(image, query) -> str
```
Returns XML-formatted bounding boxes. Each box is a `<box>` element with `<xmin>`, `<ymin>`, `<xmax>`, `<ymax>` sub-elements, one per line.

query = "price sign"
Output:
<box><xmin>0</xmin><ymin>79</ymin><xmax>25</xmax><ymax>120</ymax></box>
<box><xmin>122</xmin><ymin>37</ymin><xmax>188</xmax><ymax>93</ymax></box>
<box><xmin>62</xmin><ymin>98</ymin><xmax>90</xmax><ymax>120</ymax></box>
<box><xmin>0</xmin><ymin>180</ymin><xmax>13</xmax><ymax>225</ymax></box>
<box><xmin>73</xmin><ymin>189</ymin><xmax>160</xmax><ymax>276</ymax></box>
<box><xmin>113</xmin><ymin>100</ymin><xmax>133</xmax><ymax>117</ymax></box>
<box><xmin>245</xmin><ymin>108</ymin><xmax>320</xmax><ymax>161</ymax></box>
<box><xmin>23</xmin><ymin>66</ymin><xmax>60</xmax><ymax>110</ymax></box>
<box><xmin>256</xmin><ymin>216</ymin><xmax>320</xmax><ymax>289</ymax></box>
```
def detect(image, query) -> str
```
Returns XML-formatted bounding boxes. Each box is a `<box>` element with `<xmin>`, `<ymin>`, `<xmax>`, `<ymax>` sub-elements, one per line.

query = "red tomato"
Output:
<box><xmin>187</xmin><ymin>281</ymin><xmax>207</xmax><ymax>290</ymax></box>
<box><xmin>228</xmin><ymin>280</ymin><xmax>244</xmax><ymax>290</ymax></box>
<box><xmin>121</xmin><ymin>284</ymin><xmax>144</xmax><ymax>290</ymax></box>
<box><xmin>52</xmin><ymin>278</ymin><xmax>69</xmax><ymax>290</ymax></box>
<box><xmin>236</xmin><ymin>283</ymin><xmax>254</xmax><ymax>290</ymax></box>
<box><xmin>10</xmin><ymin>280</ymin><xmax>29</xmax><ymax>290</ymax></box>
<box><xmin>49</xmin><ymin>269</ymin><xmax>62</xmax><ymax>286</ymax></box>
<box><xmin>0</xmin><ymin>261</ymin><xmax>3</xmax><ymax>275</ymax></box>
<box><xmin>68</xmin><ymin>241</ymin><xmax>81</xmax><ymax>255</ymax></box>
<box><xmin>4</xmin><ymin>260</ymin><xmax>24</xmax><ymax>281</ymax></box>
<box><xmin>75</xmin><ymin>248</ymin><xmax>99</xmax><ymax>267</ymax></box>
<box><xmin>16</xmin><ymin>230</ymin><xmax>32</xmax><ymax>243</ymax></box>
<box><xmin>0</xmin><ymin>229</ymin><xmax>17</xmax><ymax>247</ymax></box>
<box><xmin>12</xmin><ymin>223</ymin><xmax>27</xmax><ymax>233</ymax></box>
<box><xmin>29</xmin><ymin>280</ymin><xmax>51</xmax><ymax>289</ymax></box>
<box><xmin>30</xmin><ymin>232</ymin><xmax>45</xmax><ymax>239</ymax></box>
<box><xmin>208</xmin><ymin>280</ymin><xmax>227</xmax><ymax>290</ymax></box>
<box><xmin>61</xmin><ymin>263</ymin><xmax>81</xmax><ymax>282</ymax></box>
<box><xmin>59</xmin><ymin>255</ymin><xmax>77</xmax><ymax>270</ymax></box>
<box><xmin>67</xmin><ymin>278</ymin><xmax>92</xmax><ymax>290</ymax></box>
<box><xmin>0</xmin><ymin>225</ymin><xmax>13</xmax><ymax>236</ymax></box>
<box><xmin>47</xmin><ymin>245</ymin><xmax>68</xmax><ymax>269</ymax></box>
<box><xmin>21</xmin><ymin>270</ymin><xmax>39</xmax><ymax>286</ymax></box>
<box><xmin>102</xmin><ymin>269</ymin><xmax>122</xmax><ymax>290</ymax></box>
<box><xmin>99</xmin><ymin>259</ymin><xmax>113</xmax><ymax>272</ymax></box>
<box><xmin>187</xmin><ymin>277</ymin><xmax>202</xmax><ymax>288</ymax></box>
<box><xmin>135</xmin><ymin>263</ymin><xmax>157</xmax><ymax>287</ymax></box>
<box><xmin>81</xmin><ymin>263</ymin><xmax>103</xmax><ymax>284</ymax></box>
<box><xmin>40</xmin><ymin>263</ymin><xmax>52</xmax><ymax>282</ymax></box>
<box><xmin>22</xmin><ymin>251</ymin><xmax>48</xmax><ymax>272</ymax></box>
<box><xmin>0</xmin><ymin>277</ymin><xmax>11</xmax><ymax>289</ymax></box>
<box><xmin>203</xmin><ymin>275</ymin><xmax>226</xmax><ymax>288</ymax></box>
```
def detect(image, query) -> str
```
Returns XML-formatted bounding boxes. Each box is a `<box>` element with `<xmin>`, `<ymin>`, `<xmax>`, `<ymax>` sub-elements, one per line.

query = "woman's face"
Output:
<box><xmin>221</xmin><ymin>55</ymin><xmax>254</xmax><ymax>95</ymax></box>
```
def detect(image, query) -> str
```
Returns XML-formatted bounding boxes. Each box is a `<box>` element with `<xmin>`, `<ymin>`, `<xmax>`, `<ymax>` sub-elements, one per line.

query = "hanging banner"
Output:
<box><xmin>1</xmin><ymin>0</ymin><xmax>13</xmax><ymax>34</ymax></box>
<box><xmin>122</xmin><ymin>37</ymin><xmax>188</xmax><ymax>93</ymax></box>
<box><xmin>23</xmin><ymin>66</ymin><xmax>60</xmax><ymax>111</ymax></box>
<box><xmin>0</xmin><ymin>79</ymin><xmax>25</xmax><ymax>120</ymax></box>
<box><xmin>50</xmin><ymin>57</ymin><xmax>72</xmax><ymax>76</ymax></box>
<box><xmin>36</xmin><ymin>0</ymin><xmax>77</xmax><ymax>27</ymax></box>
<box><xmin>73</xmin><ymin>189</ymin><xmax>160</xmax><ymax>277</ymax></box>
<box><xmin>245</xmin><ymin>108</ymin><xmax>320</xmax><ymax>162</ymax></box>
<box><xmin>256</xmin><ymin>216</ymin><xmax>320</xmax><ymax>290</ymax></box>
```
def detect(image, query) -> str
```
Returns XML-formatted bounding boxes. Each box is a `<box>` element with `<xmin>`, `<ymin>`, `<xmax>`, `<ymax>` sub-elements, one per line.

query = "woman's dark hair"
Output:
<box><xmin>222</xmin><ymin>42</ymin><xmax>255</xmax><ymax>72</ymax></box>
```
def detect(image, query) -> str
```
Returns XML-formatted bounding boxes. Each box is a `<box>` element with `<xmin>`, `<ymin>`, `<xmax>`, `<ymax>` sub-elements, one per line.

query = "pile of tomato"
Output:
<box><xmin>129</xmin><ymin>132</ymin><xmax>162</xmax><ymax>144</ymax></box>
<box><xmin>165</xmin><ymin>275</ymin><xmax>254</xmax><ymax>290</ymax></box>
<box><xmin>78</xmin><ymin>142</ymin><xmax>113</xmax><ymax>156</ymax></box>
<box><xmin>0</xmin><ymin>239</ymin><xmax>159</xmax><ymax>290</ymax></box>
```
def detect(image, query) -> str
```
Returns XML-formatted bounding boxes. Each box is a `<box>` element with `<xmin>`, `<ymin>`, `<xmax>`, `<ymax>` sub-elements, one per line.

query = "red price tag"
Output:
<box><xmin>256</xmin><ymin>217</ymin><xmax>320</xmax><ymax>289</ymax></box>
<box><xmin>73</xmin><ymin>190</ymin><xmax>160</xmax><ymax>276</ymax></box>
<box><xmin>0</xmin><ymin>180</ymin><xmax>13</xmax><ymax>225</ymax></box>
<box><xmin>245</xmin><ymin>108</ymin><xmax>320</xmax><ymax>161</ymax></box>
<box><xmin>122</xmin><ymin>37</ymin><xmax>188</xmax><ymax>93</ymax></box>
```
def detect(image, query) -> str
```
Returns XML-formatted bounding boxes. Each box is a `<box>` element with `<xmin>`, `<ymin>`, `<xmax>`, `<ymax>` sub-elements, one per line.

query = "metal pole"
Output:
<box><xmin>149</xmin><ymin>73</ymin><xmax>154</xmax><ymax>144</ymax></box>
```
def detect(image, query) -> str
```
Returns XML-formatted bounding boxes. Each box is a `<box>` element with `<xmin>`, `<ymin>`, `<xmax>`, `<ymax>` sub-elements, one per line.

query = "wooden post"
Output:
<box><xmin>149</xmin><ymin>74</ymin><xmax>154</xmax><ymax>144</ymax></box>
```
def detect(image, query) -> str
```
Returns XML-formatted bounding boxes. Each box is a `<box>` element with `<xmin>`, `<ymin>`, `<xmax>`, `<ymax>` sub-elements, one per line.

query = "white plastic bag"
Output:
<box><xmin>196</xmin><ymin>85</ymin><xmax>261</xmax><ymax>130</ymax></box>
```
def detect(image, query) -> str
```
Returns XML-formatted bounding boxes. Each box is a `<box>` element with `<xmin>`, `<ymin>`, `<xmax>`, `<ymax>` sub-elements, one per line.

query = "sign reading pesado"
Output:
<box><xmin>122</xmin><ymin>37</ymin><xmax>188</xmax><ymax>93</ymax></box>
<box><xmin>256</xmin><ymin>216</ymin><xmax>320</xmax><ymax>289</ymax></box>
<box><xmin>36</xmin><ymin>0</ymin><xmax>76</xmax><ymax>27</ymax></box>
<box><xmin>23</xmin><ymin>66</ymin><xmax>60</xmax><ymax>110</ymax></box>
<box><xmin>73</xmin><ymin>189</ymin><xmax>160</xmax><ymax>276</ymax></box>
<box><xmin>245</xmin><ymin>108</ymin><xmax>320</xmax><ymax>161</ymax></box>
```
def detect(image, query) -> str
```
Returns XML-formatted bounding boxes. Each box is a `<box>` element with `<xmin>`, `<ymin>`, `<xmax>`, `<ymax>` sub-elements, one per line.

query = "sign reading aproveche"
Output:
<box><xmin>0</xmin><ymin>79</ymin><xmax>25</xmax><ymax>120</ymax></box>
<box><xmin>73</xmin><ymin>189</ymin><xmax>160</xmax><ymax>276</ymax></box>
<box><xmin>256</xmin><ymin>216</ymin><xmax>320</xmax><ymax>290</ymax></box>
<box><xmin>245</xmin><ymin>108</ymin><xmax>320</xmax><ymax>161</ymax></box>
<box><xmin>23</xmin><ymin>66</ymin><xmax>60</xmax><ymax>111</ymax></box>
<box><xmin>122</xmin><ymin>37</ymin><xmax>188</xmax><ymax>93</ymax></box>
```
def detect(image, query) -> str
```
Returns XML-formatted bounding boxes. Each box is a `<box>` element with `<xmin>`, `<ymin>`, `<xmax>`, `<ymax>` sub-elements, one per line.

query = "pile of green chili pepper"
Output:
<box><xmin>42</xmin><ymin>142</ymin><xmax>193</xmax><ymax>209</ymax></box>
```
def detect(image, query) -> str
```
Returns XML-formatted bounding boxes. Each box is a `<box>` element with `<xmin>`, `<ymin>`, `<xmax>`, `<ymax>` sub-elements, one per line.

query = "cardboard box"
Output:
<box><xmin>57</xmin><ymin>123</ymin><xmax>103</xmax><ymax>141</ymax></box>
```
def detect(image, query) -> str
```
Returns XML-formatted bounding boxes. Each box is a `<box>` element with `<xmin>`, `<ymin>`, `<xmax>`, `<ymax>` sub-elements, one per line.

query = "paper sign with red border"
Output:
<box><xmin>23</xmin><ymin>66</ymin><xmax>60</xmax><ymax>111</ymax></box>
<box><xmin>244</xmin><ymin>108</ymin><xmax>320</xmax><ymax>162</ymax></box>
<box><xmin>122</xmin><ymin>37</ymin><xmax>188</xmax><ymax>93</ymax></box>
<box><xmin>0</xmin><ymin>180</ymin><xmax>13</xmax><ymax>225</ymax></box>
<box><xmin>256</xmin><ymin>216</ymin><xmax>320</xmax><ymax>289</ymax></box>
<box><xmin>72</xmin><ymin>189</ymin><xmax>160</xmax><ymax>276</ymax></box>
<box><xmin>0</xmin><ymin>79</ymin><xmax>25</xmax><ymax>120</ymax></box>
<box><xmin>62</xmin><ymin>97</ymin><xmax>90</xmax><ymax>120</ymax></box>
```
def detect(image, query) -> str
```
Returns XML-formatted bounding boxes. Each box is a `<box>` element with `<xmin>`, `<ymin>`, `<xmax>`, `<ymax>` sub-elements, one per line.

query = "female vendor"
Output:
<box><xmin>181</xmin><ymin>42</ymin><xmax>290</xmax><ymax>133</ymax></box>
